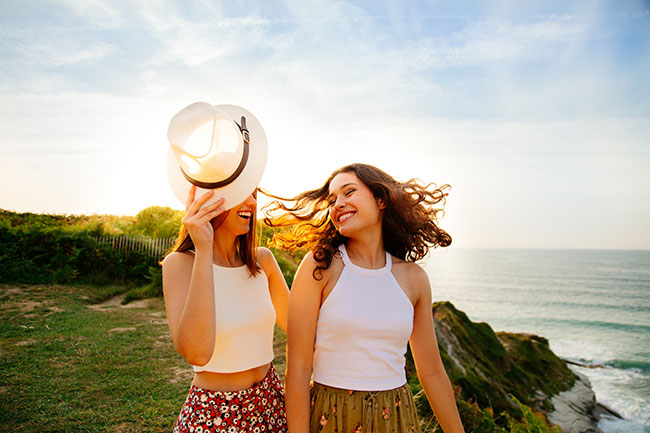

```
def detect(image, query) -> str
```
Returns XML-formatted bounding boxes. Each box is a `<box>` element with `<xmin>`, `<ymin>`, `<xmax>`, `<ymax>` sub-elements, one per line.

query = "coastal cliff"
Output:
<box><xmin>407</xmin><ymin>301</ymin><xmax>602</xmax><ymax>433</ymax></box>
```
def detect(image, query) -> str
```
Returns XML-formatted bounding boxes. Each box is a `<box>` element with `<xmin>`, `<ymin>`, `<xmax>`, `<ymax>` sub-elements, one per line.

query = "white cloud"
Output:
<box><xmin>0</xmin><ymin>24</ymin><xmax>118</xmax><ymax>95</ymax></box>
<box><xmin>140</xmin><ymin>10</ymin><xmax>272</xmax><ymax>67</ymax></box>
<box><xmin>32</xmin><ymin>39</ymin><xmax>116</xmax><ymax>67</ymax></box>
<box><xmin>408</xmin><ymin>15</ymin><xmax>587</xmax><ymax>69</ymax></box>
<box><xmin>55</xmin><ymin>0</ymin><xmax>125</xmax><ymax>29</ymax></box>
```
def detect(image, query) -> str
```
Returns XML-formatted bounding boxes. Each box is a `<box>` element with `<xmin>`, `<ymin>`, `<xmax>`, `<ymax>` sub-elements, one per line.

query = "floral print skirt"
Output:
<box><xmin>309</xmin><ymin>381</ymin><xmax>422</xmax><ymax>433</ymax></box>
<box><xmin>173</xmin><ymin>363</ymin><xmax>288</xmax><ymax>433</ymax></box>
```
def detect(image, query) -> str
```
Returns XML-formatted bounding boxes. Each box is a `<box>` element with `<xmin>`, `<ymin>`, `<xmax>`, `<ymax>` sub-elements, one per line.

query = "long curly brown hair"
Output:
<box><xmin>262</xmin><ymin>163</ymin><xmax>451</xmax><ymax>279</ymax></box>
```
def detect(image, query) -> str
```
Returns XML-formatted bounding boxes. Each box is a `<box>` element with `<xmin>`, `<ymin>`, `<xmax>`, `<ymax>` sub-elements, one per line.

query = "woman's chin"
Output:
<box><xmin>337</xmin><ymin>225</ymin><xmax>356</xmax><ymax>238</ymax></box>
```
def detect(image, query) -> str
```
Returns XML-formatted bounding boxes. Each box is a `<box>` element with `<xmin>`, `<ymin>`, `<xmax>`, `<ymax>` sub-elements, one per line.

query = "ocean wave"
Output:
<box><xmin>551</xmin><ymin>319</ymin><xmax>650</xmax><ymax>334</ymax></box>
<box><xmin>608</xmin><ymin>359</ymin><xmax>650</xmax><ymax>374</ymax></box>
<box><xmin>543</xmin><ymin>301</ymin><xmax>650</xmax><ymax>314</ymax></box>
<box><xmin>577</xmin><ymin>364</ymin><xmax>650</xmax><ymax>427</ymax></box>
<box><xmin>599</xmin><ymin>417</ymin><xmax>650</xmax><ymax>433</ymax></box>
<box><xmin>568</xmin><ymin>357</ymin><xmax>650</xmax><ymax>374</ymax></box>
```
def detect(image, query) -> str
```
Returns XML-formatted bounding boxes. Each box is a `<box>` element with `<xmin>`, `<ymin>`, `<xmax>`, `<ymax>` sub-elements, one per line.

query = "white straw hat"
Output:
<box><xmin>166</xmin><ymin>102</ymin><xmax>267</xmax><ymax>210</ymax></box>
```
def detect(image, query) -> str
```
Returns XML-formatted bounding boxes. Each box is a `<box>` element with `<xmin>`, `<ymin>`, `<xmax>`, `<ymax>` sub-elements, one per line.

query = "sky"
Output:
<box><xmin>1</xmin><ymin>0</ymin><xmax>649</xmax><ymax>249</ymax></box>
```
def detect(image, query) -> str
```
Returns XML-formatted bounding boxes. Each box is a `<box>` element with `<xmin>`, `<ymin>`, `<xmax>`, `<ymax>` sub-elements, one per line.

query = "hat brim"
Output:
<box><xmin>166</xmin><ymin>103</ymin><xmax>267</xmax><ymax>210</ymax></box>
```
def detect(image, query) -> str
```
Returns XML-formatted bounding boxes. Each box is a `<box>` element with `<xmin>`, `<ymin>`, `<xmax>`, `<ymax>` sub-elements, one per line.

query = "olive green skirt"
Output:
<box><xmin>309</xmin><ymin>381</ymin><xmax>423</xmax><ymax>433</ymax></box>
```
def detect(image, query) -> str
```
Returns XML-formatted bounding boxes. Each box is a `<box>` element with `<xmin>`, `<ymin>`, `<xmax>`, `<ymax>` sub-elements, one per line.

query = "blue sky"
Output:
<box><xmin>1</xmin><ymin>0</ymin><xmax>649</xmax><ymax>249</ymax></box>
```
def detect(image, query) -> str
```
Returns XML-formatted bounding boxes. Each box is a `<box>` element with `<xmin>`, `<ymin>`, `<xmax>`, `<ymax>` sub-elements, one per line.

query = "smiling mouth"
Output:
<box><xmin>338</xmin><ymin>212</ymin><xmax>355</xmax><ymax>223</ymax></box>
<box><xmin>237</xmin><ymin>211</ymin><xmax>252</xmax><ymax>220</ymax></box>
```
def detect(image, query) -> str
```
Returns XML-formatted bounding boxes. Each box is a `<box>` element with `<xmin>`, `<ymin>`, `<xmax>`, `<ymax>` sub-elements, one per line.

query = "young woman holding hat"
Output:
<box><xmin>163</xmin><ymin>103</ymin><xmax>289</xmax><ymax>432</ymax></box>
<box><xmin>264</xmin><ymin>163</ymin><xmax>465</xmax><ymax>433</ymax></box>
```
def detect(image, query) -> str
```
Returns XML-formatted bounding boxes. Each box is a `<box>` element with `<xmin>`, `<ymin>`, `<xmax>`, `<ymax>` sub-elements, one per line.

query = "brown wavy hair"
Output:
<box><xmin>164</xmin><ymin>200</ymin><xmax>261</xmax><ymax>277</ymax></box>
<box><xmin>262</xmin><ymin>163</ymin><xmax>451</xmax><ymax>279</ymax></box>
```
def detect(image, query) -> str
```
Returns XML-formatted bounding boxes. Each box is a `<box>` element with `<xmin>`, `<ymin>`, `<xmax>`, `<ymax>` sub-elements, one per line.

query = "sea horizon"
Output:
<box><xmin>426</xmin><ymin>246</ymin><xmax>650</xmax><ymax>252</ymax></box>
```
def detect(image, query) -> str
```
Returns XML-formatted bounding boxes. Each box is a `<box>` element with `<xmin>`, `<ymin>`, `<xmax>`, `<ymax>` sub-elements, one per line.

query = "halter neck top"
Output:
<box><xmin>312</xmin><ymin>244</ymin><xmax>414</xmax><ymax>390</ymax></box>
<box><xmin>192</xmin><ymin>263</ymin><xmax>275</xmax><ymax>373</ymax></box>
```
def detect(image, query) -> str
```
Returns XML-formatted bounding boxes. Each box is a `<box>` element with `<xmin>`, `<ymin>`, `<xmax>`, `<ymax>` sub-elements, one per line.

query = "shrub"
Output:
<box><xmin>134</xmin><ymin>206</ymin><xmax>183</xmax><ymax>238</ymax></box>
<box><xmin>123</xmin><ymin>266</ymin><xmax>163</xmax><ymax>304</ymax></box>
<box><xmin>0</xmin><ymin>224</ymin><xmax>156</xmax><ymax>286</ymax></box>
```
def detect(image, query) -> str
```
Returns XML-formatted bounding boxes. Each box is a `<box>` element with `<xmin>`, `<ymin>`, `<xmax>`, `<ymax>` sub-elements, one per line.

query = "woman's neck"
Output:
<box><xmin>211</xmin><ymin>232</ymin><xmax>242</xmax><ymax>267</ymax></box>
<box><xmin>345</xmin><ymin>231</ymin><xmax>386</xmax><ymax>269</ymax></box>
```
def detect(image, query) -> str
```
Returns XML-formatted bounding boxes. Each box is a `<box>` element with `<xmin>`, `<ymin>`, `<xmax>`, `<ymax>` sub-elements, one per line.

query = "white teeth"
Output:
<box><xmin>237</xmin><ymin>211</ymin><xmax>252</xmax><ymax>219</ymax></box>
<box><xmin>338</xmin><ymin>212</ymin><xmax>353</xmax><ymax>223</ymax></box>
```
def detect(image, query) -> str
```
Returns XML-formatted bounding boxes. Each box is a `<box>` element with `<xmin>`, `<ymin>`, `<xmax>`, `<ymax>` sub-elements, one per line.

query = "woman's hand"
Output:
<box><xmin>181</xmin><ymin>185</ymin><xmax>225</xmax><ymax>253</ymax></box>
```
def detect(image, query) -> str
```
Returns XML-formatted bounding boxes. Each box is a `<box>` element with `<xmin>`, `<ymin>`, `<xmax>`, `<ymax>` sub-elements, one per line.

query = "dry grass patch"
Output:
<box><xmin>168</xmin><ymin>366</ymin><xmax>193</xmax><ymax>384</ymax></box>
<box><xmin>14</xmin><ymin>338</ymin><xmax>38</xmax><ymax>346</ymax></box>
<box><xmin>108</xmin><ymin>327</ymin><xmax>138</xmax><ymax>333</ymax></box>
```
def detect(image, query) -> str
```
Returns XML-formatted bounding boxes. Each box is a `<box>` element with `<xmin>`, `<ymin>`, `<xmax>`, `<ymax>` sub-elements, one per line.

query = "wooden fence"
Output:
<box><xmin>93</xmin><ymin>236</ymin><xmax>176</xmax><ymax>258</ymax></box>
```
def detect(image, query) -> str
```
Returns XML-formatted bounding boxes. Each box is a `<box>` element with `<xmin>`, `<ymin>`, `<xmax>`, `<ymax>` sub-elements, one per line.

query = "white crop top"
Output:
<box><xmin>312</xmin><ymin>244</ymin><xmax>414</xmax><ymax>391</ymax></box>
<box><xmin>192</xmin><ymin>262</ymin><xmax>276</xmax><ymax>373</ymax></box>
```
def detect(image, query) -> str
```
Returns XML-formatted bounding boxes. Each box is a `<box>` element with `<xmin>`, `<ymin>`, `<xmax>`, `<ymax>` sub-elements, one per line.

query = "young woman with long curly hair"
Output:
<box><xmin>264</xmin><ymin>163</ymin><xmax>464</xmax><ymax>433</ymax></box>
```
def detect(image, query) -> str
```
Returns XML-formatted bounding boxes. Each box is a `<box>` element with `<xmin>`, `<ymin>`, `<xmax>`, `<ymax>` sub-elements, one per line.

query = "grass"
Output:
<box><xmin>0</xmin><ymin>284</ymin><xmax>287</xmax><ymax>433</ymax></box>
<box><xmin>0</xmin><ymin>284</ymin><xmax>564</xmax><ymax>433</ymax></box>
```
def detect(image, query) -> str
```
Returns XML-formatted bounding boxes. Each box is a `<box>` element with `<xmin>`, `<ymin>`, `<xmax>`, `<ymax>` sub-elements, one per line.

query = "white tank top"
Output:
<box><xmin>312</xmin><ymin>244</ymin><xmax>414</xmax><ymax>391</ymax></box>
<box><xmin>192</xmin><ymin>263</ymin><xmax>276</xmax><ymax>373</ymax></box>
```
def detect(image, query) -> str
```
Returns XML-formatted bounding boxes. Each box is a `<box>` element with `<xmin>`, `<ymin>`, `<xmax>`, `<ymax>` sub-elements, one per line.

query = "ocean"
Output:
<box><xmin>424</xmin><ymin>248</ymin><xmax>650</xmax><ymax>433</ymax></box>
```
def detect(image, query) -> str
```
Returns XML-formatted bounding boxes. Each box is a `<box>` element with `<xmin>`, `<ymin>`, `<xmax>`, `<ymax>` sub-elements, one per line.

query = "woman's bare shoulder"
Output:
<box><xmin>256</xmin><ymin>247</ymin><xmax>274</xmax><ymax>264</ymax></box>
<box><xmin>391</xmin><ymin>257</ymin><xmax>430</xmax><ymax>289</ymax></box>
<box><xmin>161</xmin><ymin>252</ymin><xmax>195</xmax><ymax>296</ymax></box>
<box><xmin>297</xmin><ymin>249</ymin><xmax>344</xmax><ymax>282</ymax></box>
<box><xmin>162</xmin><ymin>251</ymin><xmax>194</xmax><ymax>270</ymax></box>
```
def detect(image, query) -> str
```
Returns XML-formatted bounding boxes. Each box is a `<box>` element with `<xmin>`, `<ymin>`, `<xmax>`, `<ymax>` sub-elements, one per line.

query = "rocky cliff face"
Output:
<box><xmin>547</xmin><ymin>371</ymin><xmax>600</xmax><ymax>433</ymax></box>
<box><xmin>407</xmin><ymin>301</ymin><xmax>601</xmax><ymax>433</ymax></box>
